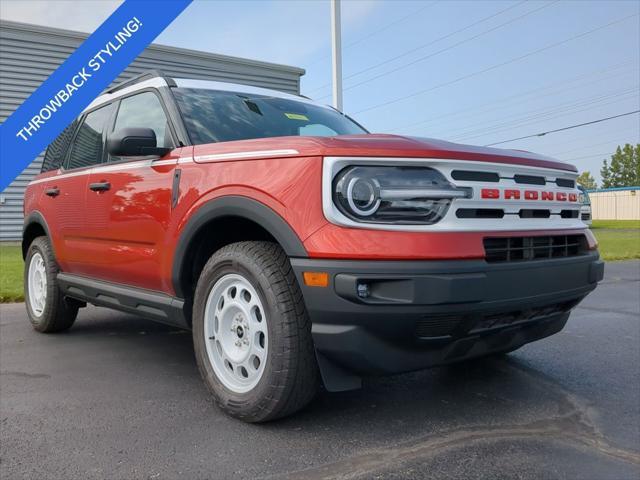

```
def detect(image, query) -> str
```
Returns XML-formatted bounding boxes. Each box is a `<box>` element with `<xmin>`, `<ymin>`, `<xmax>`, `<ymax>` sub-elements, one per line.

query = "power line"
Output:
<box><xmin>388</xmin><ymin>60</ymin><xmax>636</xmax><ymax>133</ymax></box>
<box><xmin>353</xmin><ymin>12</ymin><xmax>639</xmax><ymax>116</ymax></box>
<box><xmin>439</xmin><ymin>84</ymin><xmax>638</xmax><ymax>139</ymax></box>
<box><xmin>339</xmin><ymin>0</ymin><xmax>554</xmax><ymax>95</ymax></box>
<box><xmin>306</xmin><ymin>0</ymin><xmax>526</xmax><ymax>95</ymax></box>
<box><xmin>342</xmin><ymin>1</ymin><xmax>440</xmax><ymax>50</ymax></box>
<box><xmin>454</xmin><ymin>95</ymin><xmax>639</xmax><ymax>144</ymax></box>
<box><xmin>564</xmin><ymin>152</ymin><xmax>612</xmax><ymax>162</ymax></box>
<box><xmin>552</xmin><ymin>135</ymin><xmax>638</xmax><ymax>157</ymax></box>
<box><xmin>304</xmin><ymin>1</ymin><xmax>440</xmax><ymax>70</ymax></box>
<box><xmin>484</xmin><ymin>111</ymin><xmax>640</xmax><ymax>147</ymax></box>
<box><xmin>449</xmin><ymin>87</ymin><xmax>638</xmax><ymax>142</ymax></box>
<box><xmin>543</xmin><ymin>127</ymin><xmax>640</xmax><ymax>156</ymax></box>
<box><xmin>408</xmin><ymin>72</ymin><xmax>638</xmax><ymax>137</ymax></box>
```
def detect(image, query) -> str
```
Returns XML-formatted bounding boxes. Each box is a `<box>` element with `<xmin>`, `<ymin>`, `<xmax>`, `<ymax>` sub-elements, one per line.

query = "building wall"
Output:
<box><xmin>590</xmin><ymin>188</ymin><xmax>640</xmax><ymax>220</ymax></box>
<box><xmin>0</xmin><ymin>20</ymin><xmax>304</xmax><ymax>240</ymax></box>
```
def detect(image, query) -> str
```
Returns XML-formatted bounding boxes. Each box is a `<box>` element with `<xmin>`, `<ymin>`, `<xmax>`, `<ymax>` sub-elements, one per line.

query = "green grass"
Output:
<box><xmin>1</xmin><ymin>219</ymin><xmax>639</xmax><ymax>302</ymax></box>
<box><xmin>592</xmin><ymin>220</ymin><xmax>640</xmax><ymax>230</ymax></box>
<box><xmin>588</xmin><ymin>220</ymin><xmax>640</xmax><ymax>261</ymax></box>
<box><xmin>0</xmin><ymin>245</ymin><xmax>24</xmax><ymax>302</ymax></box>
<box><xmin>592</xmin><ymin>228</ymin><xmax>640</xmax><ymax>261</ymax></box>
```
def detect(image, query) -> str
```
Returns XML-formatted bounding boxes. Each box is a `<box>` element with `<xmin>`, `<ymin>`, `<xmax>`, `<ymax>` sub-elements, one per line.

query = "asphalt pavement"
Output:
<box><xmin>1</xmin><ymin>261</ymin><xmax>639</xmax><ymax>479</ymax></box>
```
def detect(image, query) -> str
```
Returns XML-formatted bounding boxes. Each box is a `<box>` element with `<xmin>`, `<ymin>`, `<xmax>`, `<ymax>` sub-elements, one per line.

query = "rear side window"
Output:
<box><xmin>112</xmin><ymin>91</ymin><xmax>173</xmax><ymax>152</ymax></box>
<box><xmin>42</xmin><ymin>119</ymin><xmax>78</xmax><ymax>172</ymax></box>
<box><xmin>65</xmin><ymin>103</ymin><xmax>115</xmax><ymax>170</ymax></box>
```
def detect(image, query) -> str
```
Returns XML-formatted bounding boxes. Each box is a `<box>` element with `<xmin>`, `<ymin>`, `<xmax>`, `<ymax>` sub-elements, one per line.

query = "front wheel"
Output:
<box><xmin>192</xmin><ymin>241</ymin><xmax>318</xmax><ymax>422</ymax></box>
<box><xmin>24</xmin><ymin>236</ymin><xmax>78</xmax><ymax>333</ymax></box>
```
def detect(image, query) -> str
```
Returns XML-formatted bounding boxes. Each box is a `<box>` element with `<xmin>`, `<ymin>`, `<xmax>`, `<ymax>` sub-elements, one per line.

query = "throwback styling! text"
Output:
<box><xmin>0</xmin><ymin>0</ymin><xmax>193</xmax><ymax>192</ymax></box>
<box><xmin>15</xmin><ymin>18</ymin><xmax>142</xmax><ymax>142</ymax></box>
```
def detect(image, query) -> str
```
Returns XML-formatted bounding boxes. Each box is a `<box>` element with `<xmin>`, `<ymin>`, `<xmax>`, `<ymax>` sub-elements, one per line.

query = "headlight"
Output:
<box><xmin>333</xmin><ymin>166</ymin><xmax>469</xmax><ymax>225</ymax></box>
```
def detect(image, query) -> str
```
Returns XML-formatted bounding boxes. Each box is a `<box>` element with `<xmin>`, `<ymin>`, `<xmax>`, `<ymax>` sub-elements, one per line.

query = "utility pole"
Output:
<box><xmin>331</xmin><ymin>0</ymin><xmax>343</xmax><ymax>111</ymax></box>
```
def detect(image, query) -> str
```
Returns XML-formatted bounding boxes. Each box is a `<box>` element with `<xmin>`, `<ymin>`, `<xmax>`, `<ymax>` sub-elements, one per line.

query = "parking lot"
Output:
<box><xmin>1</xmin><ymin>260</ymin><xmax>638</xmax><ymax>479</ymax></box>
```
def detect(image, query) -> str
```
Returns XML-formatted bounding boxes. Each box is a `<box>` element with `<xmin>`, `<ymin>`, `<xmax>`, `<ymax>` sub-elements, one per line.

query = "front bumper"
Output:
<box><xmin>291</xmin><ymin>252</ymin><xmax>604</xmax><ymax>390</ymax></box>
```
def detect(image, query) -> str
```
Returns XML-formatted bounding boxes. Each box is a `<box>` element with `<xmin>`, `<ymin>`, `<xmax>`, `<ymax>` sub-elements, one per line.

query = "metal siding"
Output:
<box><xmin>0</xmin><ymin>20</ymin><xmax>304</xmax><ymax>240</ymax></box>
<box><xmin>590</xmin><ymin>190</ymin><xmax>640</xmax><ymax>220</ymax></box>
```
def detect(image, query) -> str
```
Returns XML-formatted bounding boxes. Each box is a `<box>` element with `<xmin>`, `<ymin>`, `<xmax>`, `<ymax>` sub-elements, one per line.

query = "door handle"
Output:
<box><xmin>89</xmin><ymin>182</ymin><xmax>111</xmax><ymax>192</ymax></box>
<box><xmin>45</xmin><ymin>187</ymin><xmax>60</xmax><ymax>197</ymax></box>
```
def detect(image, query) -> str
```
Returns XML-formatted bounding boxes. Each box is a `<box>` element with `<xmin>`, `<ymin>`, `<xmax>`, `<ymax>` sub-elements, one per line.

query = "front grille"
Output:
<box><xmin>561</xmin><ymin>210</ymin><xmax>579</xmax><ymax>219</ymax></box>
<box><xmin>514</xmin><ymin>174</ymin><xmax>545</xmax><ymax>185</ymax></box>
<box><xmin>470</xmin><ymin>300</ymin><xmax>579</xmax><ymax>333</ymax></box>
<box><xmin>415</xmin><ymin>316</ymin><xmax>460</xmax><ymax>338</ymax></box>
<box><xmin>449</xmin><ymin>169</ymin><xmax>575</xmax><ymax>188</ymax></box>
<box><xmin>456</xmin><ymin>209</ymin><xmax>579</xmax><ymax>219</ymax></box>
<box><xmin>483</xmin><ymin>235</ymin><xmax>587</xmax><ymax>263</ymax></box>
<box><xmin>451</xmin><ymin>170</ymin><xmax>500</xmax><ymax>182</ymax></box>
<box><xmin>519</xmin><ymin>209</ymin><xmax>550</xmax><ymax>218</ymax></box>
<box><xmin>456</xmin><ymin>208</ymin><xmax>504</xmax><ymax>218</ymax></box>
<box><xmin>556</xmin><ymin>178</ymin><xmax>576</xmax><ymax>188</ymax></box>
<box><xmin>415</xmin><ymin>300</ymin><xmax>579</xmax><ymax>339</ymax></box>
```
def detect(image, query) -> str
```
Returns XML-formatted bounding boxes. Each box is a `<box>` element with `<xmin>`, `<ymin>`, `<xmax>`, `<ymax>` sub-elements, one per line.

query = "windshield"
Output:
<box><xmin>172</xmin><ymin>87</ymin><xmax>367</xmax><ymax>145</ymax></box>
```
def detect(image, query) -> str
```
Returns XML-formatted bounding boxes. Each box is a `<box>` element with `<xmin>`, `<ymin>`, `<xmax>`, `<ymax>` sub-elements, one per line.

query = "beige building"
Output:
<box><xmin>589</xmin><ymin>188</ymin><xmax>640</xmax><ymax>220</ymax></box>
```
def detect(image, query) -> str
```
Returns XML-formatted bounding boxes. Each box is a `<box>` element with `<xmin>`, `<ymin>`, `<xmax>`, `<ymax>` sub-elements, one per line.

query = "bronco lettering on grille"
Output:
<box><xmin>481</xmin><ymin>188</ymin><xmax>577</xmax><ymax>202</ymax></box>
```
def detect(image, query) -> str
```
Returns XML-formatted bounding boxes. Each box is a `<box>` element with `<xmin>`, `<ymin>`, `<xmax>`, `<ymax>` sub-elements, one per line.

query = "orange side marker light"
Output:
<box><xmin>303</xmin><ymin>272</ymin><xmax>329</xmax><ymax>287</ymax></box>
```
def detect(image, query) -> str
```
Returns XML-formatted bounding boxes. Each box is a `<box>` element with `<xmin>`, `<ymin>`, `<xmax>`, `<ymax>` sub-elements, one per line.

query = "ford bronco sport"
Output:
<box><xmin>23</xmin><ymin>71</ymin><xmax>604</xmax><ymax>422</ymax></box>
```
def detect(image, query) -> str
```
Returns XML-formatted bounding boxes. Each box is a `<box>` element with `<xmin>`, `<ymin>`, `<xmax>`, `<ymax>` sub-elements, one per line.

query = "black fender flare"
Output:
<box><xmin>171</xmin><ymin>196</ymin><xmax>308</xmax><ymax>298</ymax></box>
<box><xmin>22</xmin><ymin>211</ymin><xmax>53</xmax><ymax>259</ymax></box>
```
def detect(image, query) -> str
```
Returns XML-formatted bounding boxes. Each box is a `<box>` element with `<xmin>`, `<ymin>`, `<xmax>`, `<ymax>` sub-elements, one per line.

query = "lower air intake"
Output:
<box><xmin>483</xmin><ymin>235</ymin><xmax>588</xmax><ymax>263</ymax></box>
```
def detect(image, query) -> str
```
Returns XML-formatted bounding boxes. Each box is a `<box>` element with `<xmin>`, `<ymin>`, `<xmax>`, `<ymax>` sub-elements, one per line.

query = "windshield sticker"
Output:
<box><xmin>284</xmin><ymin>112</ymin><xmax>309</xmax><ymax>121</ymax></box>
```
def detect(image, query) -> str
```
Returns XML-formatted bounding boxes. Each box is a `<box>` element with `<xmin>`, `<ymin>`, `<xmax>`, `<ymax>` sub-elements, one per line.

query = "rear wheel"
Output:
<box><xmin>24</xmin><ymin>236</ymin><xmax>78</xmax><ymax>333</ymax></box>
<box><xmin>192</xmin><ymin>241</ymin><xmax>318</xmax><ymax>422</ymax></box>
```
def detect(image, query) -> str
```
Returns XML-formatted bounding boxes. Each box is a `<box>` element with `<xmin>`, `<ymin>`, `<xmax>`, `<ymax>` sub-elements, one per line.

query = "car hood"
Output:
<box><xmin>191</xmin><ymin>134</ymin><xmax>577</xmax><ymax>172</ymax></box>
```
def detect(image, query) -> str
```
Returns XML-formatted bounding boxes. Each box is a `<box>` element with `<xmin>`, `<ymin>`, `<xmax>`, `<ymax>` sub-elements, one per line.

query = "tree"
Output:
<box><xmin>636</xmin><ymin>144</ymin><xmax>640</xmax><ymax>184</ymax></box>
<box><xmin>634</xmin><ymin>143</ymin><xmax>640</xmax><ymax>186</ymax></box>
<box><xmin>608</xmin><ymin>146</ymin><xmax>624</xmax><ymax>186</ymax></box>
<box><xmin>619</xmin><ymin>143</ymin><xmax>637</xmax><ymax>186</ymax></box>
<box><xmin>600</xmin><ymin>143</ymin><xmax>639</xmax><ymax>188</ymax></box>
<box><xmin>600</xmin><ymin>159</ymin><xmax>612</xmax><ymax>188</ymax></box>
<box><xmin>576</xmin><ymin>171</ymin><xmax>597</xmax><ymax>190</ymax></box>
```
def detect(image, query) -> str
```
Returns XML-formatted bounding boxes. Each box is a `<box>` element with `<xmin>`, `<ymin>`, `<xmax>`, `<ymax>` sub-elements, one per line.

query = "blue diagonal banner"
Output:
<box><xmin>0</xmin><ymin>0</ymin><xmax>192</xmax><ymax>191</ymax></box>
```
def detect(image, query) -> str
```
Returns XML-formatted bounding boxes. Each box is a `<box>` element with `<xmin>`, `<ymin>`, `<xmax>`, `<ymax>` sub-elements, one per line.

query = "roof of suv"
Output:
<box><xmin>173</xmin><ymin>78</ymin><xmax>320</xmax><ymax>105</ymax></box>
<box><xmin>83</xmin><ymin>72</ymin><xmax>320</xmax><ymax>113</ymax></box>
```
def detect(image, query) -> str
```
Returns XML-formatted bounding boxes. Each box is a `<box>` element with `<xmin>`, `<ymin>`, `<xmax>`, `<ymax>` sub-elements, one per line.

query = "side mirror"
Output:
<box><xmin>107</xmin><ymin>127</ymin><xmax>170</xmax><ymax>157</ymax></box>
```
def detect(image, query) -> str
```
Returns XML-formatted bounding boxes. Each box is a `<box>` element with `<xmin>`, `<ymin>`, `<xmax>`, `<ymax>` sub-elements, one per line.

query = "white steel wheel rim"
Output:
<box><xmin>27</xmin><ymin>252</ymin><xmax>47</xmax><ymax>317</ymax></box>
<box><xmin>204</xmin><ymin>273</ymin><xmax>269</xmax><ymax>394</ymax></box>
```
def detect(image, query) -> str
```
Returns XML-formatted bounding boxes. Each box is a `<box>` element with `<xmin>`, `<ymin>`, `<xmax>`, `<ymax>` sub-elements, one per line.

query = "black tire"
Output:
<box><xmin>24</xmin><ymin>236</ymin><xmax>78</xmax><ymax>333</ymax></box>
<box><xmin>192</xmin><ymin>241</ymin><xmax>318</xmax><ymax>422</ymax></box>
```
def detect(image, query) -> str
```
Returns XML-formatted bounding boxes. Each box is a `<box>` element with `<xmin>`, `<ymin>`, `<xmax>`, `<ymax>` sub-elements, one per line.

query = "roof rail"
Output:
<box><xmin>106</xmin><ymin>70</ymin><xmax>175</xmax><ymax>94</ymax></box>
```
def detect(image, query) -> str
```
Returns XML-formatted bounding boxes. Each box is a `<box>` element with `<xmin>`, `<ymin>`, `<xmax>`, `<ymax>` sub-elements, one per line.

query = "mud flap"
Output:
<box><xmin>315</xmin><ymin>350</ymin><xmax>362</xmax><ymax>392</ymax></box>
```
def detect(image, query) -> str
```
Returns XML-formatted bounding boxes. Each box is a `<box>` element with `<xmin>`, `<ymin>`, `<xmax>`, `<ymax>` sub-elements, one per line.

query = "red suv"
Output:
<box><xmin>23</xmin><ymin>71</ymin><xmax>604</xmax><ymax>422</ymax></box>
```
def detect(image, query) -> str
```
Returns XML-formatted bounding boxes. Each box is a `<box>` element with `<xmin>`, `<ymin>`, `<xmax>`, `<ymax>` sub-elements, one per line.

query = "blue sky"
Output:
<box><xmin>2</xmin><ymin>0</ymin><xmax>638</xmax><ymax>184</ymax></box>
